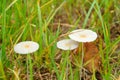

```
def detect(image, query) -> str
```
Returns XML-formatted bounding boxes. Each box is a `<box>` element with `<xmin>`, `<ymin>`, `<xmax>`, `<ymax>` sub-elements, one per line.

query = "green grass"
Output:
<box><xmin>0</xmin><ymin>0</ymin><xmax>120</xmax><ymax>80</ymax></box>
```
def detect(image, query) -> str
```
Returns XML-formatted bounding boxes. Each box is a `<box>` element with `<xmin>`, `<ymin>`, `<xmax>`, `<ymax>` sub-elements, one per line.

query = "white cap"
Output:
<box><xmin>69</xmin><ymin>29</ymin><xmax>97</xmax><ymax>42</ymax></box>
<box><xmin>14</xmin><ymin>41</ymin><xmax>39</xmax><ymax>54</ymax></box>
<box><xmin>57</xmin><ymin>39</ymin><xmax>79</xmax><ymax>50</ymax></box>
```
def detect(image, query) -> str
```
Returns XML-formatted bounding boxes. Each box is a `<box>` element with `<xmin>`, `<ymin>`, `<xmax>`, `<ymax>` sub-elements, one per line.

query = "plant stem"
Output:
<box><xmin>0</xmin><ymin>60</ymin><xmax>7</xmax><ymax>80</ymax></box>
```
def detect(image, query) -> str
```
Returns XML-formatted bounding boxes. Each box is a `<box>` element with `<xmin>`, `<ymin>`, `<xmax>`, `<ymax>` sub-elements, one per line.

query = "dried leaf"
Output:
<box><xmin>83</xmin><ymin>42</ymin><xmax>101</xmax><ymax>73</ymax></box>
<box><xmin>71</xmin><ymin>42</ymin><xmax>102</xmax><ymax>73</ymax></box>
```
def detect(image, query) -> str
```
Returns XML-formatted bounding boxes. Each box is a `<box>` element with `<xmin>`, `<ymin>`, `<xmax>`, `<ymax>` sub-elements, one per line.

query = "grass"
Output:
<box><xmin>0</xmin><ymin>0</ymin><xmax>120</xmax><ymax>80</ymax></box>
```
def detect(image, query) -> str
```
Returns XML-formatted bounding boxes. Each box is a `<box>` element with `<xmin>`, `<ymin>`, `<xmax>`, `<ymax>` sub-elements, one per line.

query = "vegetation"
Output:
<box><xmin>0</xmin><ymin>0</ymin><xmax>120</xmax><ymax>80</ymax></box>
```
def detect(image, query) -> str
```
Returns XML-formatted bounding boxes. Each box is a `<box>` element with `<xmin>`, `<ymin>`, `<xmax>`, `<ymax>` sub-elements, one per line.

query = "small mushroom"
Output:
<box><xmin>57</xmin><ymin>39</ymin><xmax>79</xmax><ymax>50</ymax></box>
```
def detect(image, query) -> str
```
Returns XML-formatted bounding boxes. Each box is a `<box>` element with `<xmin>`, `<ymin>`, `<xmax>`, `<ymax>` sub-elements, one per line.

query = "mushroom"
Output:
<box><xmin>14</xmin><ymin>41</ymin><xmax>39</xmax><ymax>80</ymax></box>
<box><xmin>56</xmin><ymin>39</ymin><xmax>79</xmax><ymax>79</ymax></box>
<box><xmin>57</xmin><ymin>39</ymin><xmax>79</xmax><ymax>50</ymax></box>
<box><xmin>69</xmin><ymin>29</ymin><xmax>101</xmax><ymax>77</ymax></box>
<box><xmin>14</xmin><ymin>41</ymin><xmax>39</xmax><ymax>54</ymax></box>
<box><xmin>69</xmin><ymin>29</ymin><xmax>97</xmax><ymax>42</ymax></box>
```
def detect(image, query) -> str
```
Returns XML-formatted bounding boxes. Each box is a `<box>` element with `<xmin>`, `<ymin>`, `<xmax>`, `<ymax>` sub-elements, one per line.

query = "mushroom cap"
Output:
<box><xmin>57</xmin><ymin>39</ymin><xmax>79</xmax><ymax>50</ymax></box>
<box><xmin>69</xmin><ymin>29</ymin><xmax>97</xmax><ymax>42</ymax></box>
<box><xmin>14</xmin><ymin>41</ymin><xmax>39</xmax><ymax>54</ymax></box>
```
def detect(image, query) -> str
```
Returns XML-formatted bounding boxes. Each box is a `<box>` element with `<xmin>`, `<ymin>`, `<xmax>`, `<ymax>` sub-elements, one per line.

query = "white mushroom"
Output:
<box><xmin>14</xmin><ymin>41</ymin><xmax>39</xmax><ymax>54</ymax></box>
<box><xmin>57</xmin><ymin>39</ymin><xmax>79</xmax><ymax>50</ymax></box>
<box><xmin>69</xmin><ymin>29</ymin><xmax>97</xmax><ymax>42</ymax></box>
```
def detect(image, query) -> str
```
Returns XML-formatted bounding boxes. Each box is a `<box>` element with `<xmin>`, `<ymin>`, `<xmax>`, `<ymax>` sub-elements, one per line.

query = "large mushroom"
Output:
<box><xmin>69</xmin><ymin>29</ymin><xmax>101</xmax><ymax>74</ymax></box>
<box><xmin>69</xmin><ymin>29</ymin><xmax>97</xmax><ymax>42</ymax></box>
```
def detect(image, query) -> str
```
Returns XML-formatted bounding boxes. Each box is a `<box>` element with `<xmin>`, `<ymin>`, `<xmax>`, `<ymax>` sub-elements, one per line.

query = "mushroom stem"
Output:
<box><xmin>27</xmin><ymin>54</ymin><xmax>33</xmax><ymax>80</ymax></box>
<box><xmin>27</xmin><ymin>54</ymin><xmax>29</xmax><ymax>80</ymax></box>
<box><xmin>66</xmin><ymin>51</ymin><xmax>69</xmax><ymax>80</ymax></box>
<box><xmin>79</xmin><ymin>43</ymin><xmax>84</xmax><ymax>80</ymax></box>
